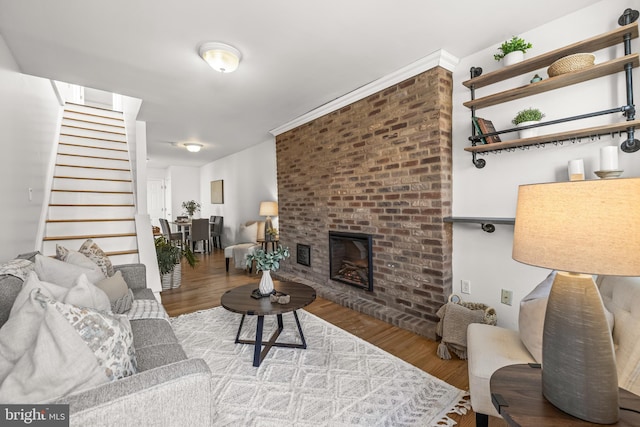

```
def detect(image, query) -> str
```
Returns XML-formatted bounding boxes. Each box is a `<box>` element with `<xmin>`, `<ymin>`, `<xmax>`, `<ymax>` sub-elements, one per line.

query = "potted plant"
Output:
<box><xmin>265</xmin><ymin>227</ymin><xmax>278</xmax><ymax>242</ymax></box>
<box><xmin>181</xmin><ymin>200</ymin><xmax>201</xmax><ymax>219</ymax></box>
<box><xmin>155</xmin><ymin>236</ymin><xmax>198</xmax><ymax>290</ymax></box>
<box><xmin>246</xmin><ymin>246</ymin><xmax>290</xmax><ymax>296</ymax></box>
<box><xmin>494</xmin><ymin>36</ymin><xmax>532</xmax><ymax>66</ymax></box>
<box><xmin>512</xmin><ymin>108</ymin><xmax>545</xmax><ymax>139</ymax></box>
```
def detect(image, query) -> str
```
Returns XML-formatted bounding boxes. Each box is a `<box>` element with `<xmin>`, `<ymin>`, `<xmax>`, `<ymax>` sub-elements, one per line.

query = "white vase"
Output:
<box><xmin>259</xmin><ymin>270</ymin><xmax>274</xmax><ymax>296</ymax></box>
<box><xmin>503</xmin><ymin>51</ymin><xmax>524</xmax><ymax>66</ymax></box>
<box><xmin>517</xmin><ymin>120</ymin><xmax>540</xmax><ymax>139</ymax></box>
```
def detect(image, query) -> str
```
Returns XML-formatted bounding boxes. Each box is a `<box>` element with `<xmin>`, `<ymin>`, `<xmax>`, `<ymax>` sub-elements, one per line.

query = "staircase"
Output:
<box><xmin>40</xmin><ymin>102</ymin><xmax>139</xmax><ymax>264</ymax></box>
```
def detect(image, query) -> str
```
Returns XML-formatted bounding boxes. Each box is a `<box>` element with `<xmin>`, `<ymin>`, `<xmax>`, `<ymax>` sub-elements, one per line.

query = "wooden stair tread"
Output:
<box><xmin>106</xmin><ymin>249</ymin><xmax>139</xmax><ymax>256</ymax></box>
<box><xmin>55</xmin><ymin>163</ymin><xmax>131</xmax><ymax>172</ymax></box>
<box><xmin>51</xmin><ymin>189</ymin><xmax>133</xmax><ymax>194</ymax></box>
<box><xmin>63</xmin><ymin>110</ymin><xmax>124</xmax><ymax>122</ymax></box>
<box><xmin>59</xmin><ymin>142</ymin><xmax>128</xmax><ymax>153</ymax></box>
<box><xmin>61</xmin><ymin>124</ymin><xmax>126</xmax><ymax>136</ymax></box>
<box><xmin>43</xmin><ymin>233</ymin><xmax>137</xmax><ymax>241</ymax></box>
<box><xmin>53</xmin><ymin>175</ymin><xmax>132</xmax><ymax>182</ymax></box>
<box><xmin>62</xmin><ymin>117</ymin><xmax>125</xmax><ymax>130</ymax></box>
<box><xmin>66</xmin><ymin>102</ymin><xmax>124</xmax><ymax>114</ymax></box>
<box><xmin>58</xmin><ymin>152</ymin><xmax>128</xmax><ymax>162</ymax></box>
<box><xmin>49</xmin><ymin>203</ymin><xmax>135</xmax><ymax>207</ymax></box>
<box><xmin>47</xmin><ymin>218</ymin><xmax>135</xmax><ymax>223</ymax></box>
<box><xmin>60</xmin><ymin>133</ymin><xmax>126</xmax><ymax>143</ymax></box>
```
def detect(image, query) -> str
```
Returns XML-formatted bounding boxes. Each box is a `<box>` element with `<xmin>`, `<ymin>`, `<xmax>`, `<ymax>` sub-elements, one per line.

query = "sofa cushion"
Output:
<box><xmin>0</xmin><ymin>275</ymin><xmax>24</xmax><ymax>329</ymax></box>
<box><xmin>237</xmin><ymin>222</ymin><xmax>258</xmax><ymax>244</ymax></box>
<box><xmin>79</xmin><ymin>239</ymin><xmax>115</xmax><ymax>278</ymax></box>
<box><xmin>518</xmin><ymin>271</ymin><xmax>556</xmax><ymax>363</ymax></box>
<box><xmin>0</xmin><ymin>258</ymin><xmax>35</xmax><ymax>281</ymax></box>
<box><xmin>130</xmin><ymin>319</ymin><xmax>186</xmax><ymax>371</ymax></box>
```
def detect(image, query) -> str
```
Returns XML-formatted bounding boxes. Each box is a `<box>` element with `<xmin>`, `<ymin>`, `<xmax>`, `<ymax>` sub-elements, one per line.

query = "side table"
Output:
<box><xmin>490</xmin><ymin>364</ymin><xmax>640</xmax><ymax>426</ymax></box>
<box><xmin>257</xmin><ymin>237</ymin><xmax>279</xmax><ymax>252</ymax></box>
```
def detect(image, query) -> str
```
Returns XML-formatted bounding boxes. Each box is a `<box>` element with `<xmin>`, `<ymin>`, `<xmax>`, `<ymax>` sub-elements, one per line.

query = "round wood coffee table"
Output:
<box><xmin>221</xmin><ymin>281</ymin><xmax>316</xmax><ymax>367</ymax></box>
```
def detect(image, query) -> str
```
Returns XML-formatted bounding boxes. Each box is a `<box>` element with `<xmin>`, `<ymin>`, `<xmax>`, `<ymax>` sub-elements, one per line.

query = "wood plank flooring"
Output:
<box><xmin>161</xmin><ymin>250</ymin><xmax>503</xmax><ymax>427</ymax></box>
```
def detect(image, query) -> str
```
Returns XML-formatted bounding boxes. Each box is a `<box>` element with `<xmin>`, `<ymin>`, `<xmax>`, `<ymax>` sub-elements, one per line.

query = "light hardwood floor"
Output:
<box><xmin>161</xmin><ymin>249</ymin><xmax>500</xmax><ymax>427</ymax></box>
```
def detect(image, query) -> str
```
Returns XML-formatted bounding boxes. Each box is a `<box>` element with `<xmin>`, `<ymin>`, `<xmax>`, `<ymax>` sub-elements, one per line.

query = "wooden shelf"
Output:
<box><xmin>464</xmin><ymin>55</ymin><xmax>639</xmax><ymax>110</ymax></box>
<box><xmin>462</xmin><ymin>22</ymin><xmax>638</xmax><ymax>89</ymax></box>
<box><xmin>443</xmin><ymin>217</ymin><xmax>515</xmax><ymax>225</ymax></box>
<box><xmin>464</xmin><ymin>120</ymin><xmax>640</xmax><ymax>153</ymax></box>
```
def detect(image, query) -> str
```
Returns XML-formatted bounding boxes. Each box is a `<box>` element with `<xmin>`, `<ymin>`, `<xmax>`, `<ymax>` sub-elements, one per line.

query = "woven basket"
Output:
<box><xmin>547</xmin><ymin>53</ymin><xmax>595</xmax><ymax>77</ymax></box>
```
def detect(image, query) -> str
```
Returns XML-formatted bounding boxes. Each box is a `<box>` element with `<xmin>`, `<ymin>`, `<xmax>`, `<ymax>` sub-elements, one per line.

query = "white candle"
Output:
<box><xmin>568</xmin><ymin>159</ymin><xmax>584</xmax><ymax>181</ymax></box>
<box><xmin>600</xmin><ymin>146</ymin><xmax>619</xmax><ymax>171</ymax></box>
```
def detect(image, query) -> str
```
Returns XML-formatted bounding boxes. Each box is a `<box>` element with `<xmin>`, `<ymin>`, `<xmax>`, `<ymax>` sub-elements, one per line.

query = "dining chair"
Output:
<box><xmin>188</xmin><ymin>218</ymin><xmax>211</xmax><ymax>253</ymax></box>
<box><xmin>211</xmin><ymin>216</ymin><xmax>223</xmax><ymax>249</ymax></box>
<box><xmin>159</xmin><ymin>219</ymin><xmax>182</xmax><ymax>246</ymax></box>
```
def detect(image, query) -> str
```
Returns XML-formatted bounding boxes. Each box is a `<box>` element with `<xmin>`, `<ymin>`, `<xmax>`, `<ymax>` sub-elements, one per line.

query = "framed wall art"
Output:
<box><xmin>210</xmin><ymin>180</ymin><xmax>224</xmax><ymax>204</ymax></box>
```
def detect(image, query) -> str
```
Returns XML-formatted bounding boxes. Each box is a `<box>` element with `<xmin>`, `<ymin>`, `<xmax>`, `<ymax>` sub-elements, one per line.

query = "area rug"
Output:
<box><xmin>171</xmin><ymin>307</ymin><xmax>469</xmax><ymax>426</ymax></box>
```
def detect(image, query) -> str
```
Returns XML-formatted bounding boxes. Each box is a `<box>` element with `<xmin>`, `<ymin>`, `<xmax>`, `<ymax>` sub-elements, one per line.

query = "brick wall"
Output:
<box><xmin>275</xmin><ymin>66</ymin><xmax>453</xmax><ymax>339</ymax></box>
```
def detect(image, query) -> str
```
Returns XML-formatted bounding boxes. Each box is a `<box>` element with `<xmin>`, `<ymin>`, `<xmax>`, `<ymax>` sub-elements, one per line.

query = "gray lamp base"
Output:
<box><xmin>264</xmin><ymin>217</ymin><xmax>273</xmax><ymax>241</ymax></box>
<box><xmin>542</xmin><ymin>272</ymin><xmax>619</xmax><ymax>424</ymax></box>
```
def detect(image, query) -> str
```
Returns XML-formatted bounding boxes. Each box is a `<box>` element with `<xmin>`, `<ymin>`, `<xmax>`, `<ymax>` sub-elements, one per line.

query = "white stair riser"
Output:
<box><xmin>109</xmin><ymin>253</ymin><xmax>140</xmax><ymax>265</ymax></box>
<box><xmin>59</xmin><ymin>135</ymin><xmax>127</xmax><ymax>151</ymax></box>
<box><xmin>46</xmin><ymin>220</ymin><xmax>136</xmax><ymax>236</ymax></box>
<box><xmin>50</xmin><ymin>191</ymin><xmax>134</xmax><ymax>205</ymax></box>
<box><xmin>64</xmin><ymin>105</ymin><xmax>123</xmax><ymax>120</ymax></box>
<box><xmin>62</xmin><ymin>118</ymin><xmax>125</xmax><ymax>134</ymax></box>
<box><xmin>54</xmin><ymin>165</ymin><xmax>132</xmax><ymax>181</ymax></box>
<box><xmin>58</xmin><ymin>144</ymin><xmax>129</xmax><ymax>161</ymax></box>
<box><xmin>57</xmin><ymin>154</ymin><xmax>130</xmax><ymax>170</ymax></box>
<box><xmin>63</xmin><ymin>111</ymin><xmax>124</xmax><ymax>127</ymax></box>
<box><xmin>48</xmin><ymin>205</ymin><xmax>136</xmax><ymax>219</ymax></box>
<box><xmin>52</xmin><ymin>178</ymin><xmax>132</xmax><ymax>192</ymax></box>
<box><xmin>42</xmin><ymin>236</ymin><xmax>138</xmax><ymax>255</ymax></box>
<box><xmin>60</xmin><ymin>127</ymin><xmax>126</xmax><ymax>142</ymax></box>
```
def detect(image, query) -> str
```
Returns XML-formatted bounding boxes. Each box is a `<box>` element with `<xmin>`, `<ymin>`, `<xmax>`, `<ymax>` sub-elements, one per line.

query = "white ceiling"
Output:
<box><xmin>0</xmin><ymin>0</ymin><xmax>601</xmax><ymax>169</ymax></box>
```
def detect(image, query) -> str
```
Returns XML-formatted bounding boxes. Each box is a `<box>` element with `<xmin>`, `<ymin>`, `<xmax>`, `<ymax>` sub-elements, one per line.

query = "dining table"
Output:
<box><xmin>170</xmin><ymin>219</ymin><xmax>215</xmax><ymax>252</ymax></box>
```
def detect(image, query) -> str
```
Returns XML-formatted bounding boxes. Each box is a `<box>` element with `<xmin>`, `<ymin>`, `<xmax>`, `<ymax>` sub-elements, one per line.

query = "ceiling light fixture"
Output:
<box><xmin>199</xmin><ymin>42</ymin><xmax>242</xmax><ymax>73</ymax></box>
<box><xmin>184</xmin><ymin>143</ymin><xmax>203</xmax><ymax>153</ymax></box>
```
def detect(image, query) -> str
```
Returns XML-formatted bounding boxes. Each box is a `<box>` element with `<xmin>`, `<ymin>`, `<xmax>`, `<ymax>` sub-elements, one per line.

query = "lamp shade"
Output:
<box><xmin>259</xmin><ymin>201</ymin><xmax>278</xmax><ymax>217</ymax></box>
<box><xmin>513</xmin><ymin>177</ymin><xmax>640</xmax><ymax>276</ymax></box>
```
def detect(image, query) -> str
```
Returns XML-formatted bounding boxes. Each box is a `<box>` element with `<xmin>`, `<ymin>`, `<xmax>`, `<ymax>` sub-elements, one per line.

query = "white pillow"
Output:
<box><xmin>35</xmin><ymin>255</ymin><xmax>105</xmax><ymax>287</ymax></box>
<box><xmin>237</xmin><ymin>222</ymin><xmax>258</xmax><ymax>244</ymax></box>
<box><xmin>57</xmin><ymin>245</ymin><xmax>102</xmax><ymax>271</ymax></box>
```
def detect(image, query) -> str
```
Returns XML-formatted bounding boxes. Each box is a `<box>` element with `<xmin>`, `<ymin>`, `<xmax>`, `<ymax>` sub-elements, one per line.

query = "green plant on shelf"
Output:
<box><xmin>494</xmin><ymin>36</ymin><xmax>533</xmax><ymax>61</ymax></box>
<box><xmin>512</xmin><ymin>108</ymin><xmax>545</xmax><ymax>125</ymax></box>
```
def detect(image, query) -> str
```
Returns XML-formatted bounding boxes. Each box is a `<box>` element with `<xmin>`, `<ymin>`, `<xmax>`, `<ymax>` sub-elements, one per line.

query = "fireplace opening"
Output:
<box><xmin>329</xmin><ymin>231</ymin><xmax>373</xmax><ymax>291</ymax></box>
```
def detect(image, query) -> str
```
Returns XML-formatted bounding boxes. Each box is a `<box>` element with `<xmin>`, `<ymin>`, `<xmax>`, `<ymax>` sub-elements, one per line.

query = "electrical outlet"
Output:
<box><xmin>461</xmin><ymin>280</ymin><xmax>471</xmax><ymax>294</ymax></box>
<box><xmin>501</xmin><ymin>289</ymin><xmax>513</xmax><ymax>306</ymax></box>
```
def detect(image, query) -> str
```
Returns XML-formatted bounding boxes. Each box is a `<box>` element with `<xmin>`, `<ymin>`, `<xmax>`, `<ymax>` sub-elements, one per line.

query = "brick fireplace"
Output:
<box><xmin>274</xmin><ymin>66</ymin><xmax>452</xmax><ymax>339</ymax></box>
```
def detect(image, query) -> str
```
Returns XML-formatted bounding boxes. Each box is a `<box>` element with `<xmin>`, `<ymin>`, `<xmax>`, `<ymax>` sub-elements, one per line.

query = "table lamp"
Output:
<box><xmin>259</xmin><ymin>201</ymin><xmax>278</xmax><ymax>239</ymax></box>
<box><xmin>512</xmin><ymin>177</ymin><xmax>640</xmax><ymax>424</ymax></box>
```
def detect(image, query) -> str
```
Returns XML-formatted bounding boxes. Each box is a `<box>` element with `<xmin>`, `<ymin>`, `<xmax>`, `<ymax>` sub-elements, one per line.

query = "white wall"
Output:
<box><xmin>200</xmin><ymin>139</ymin><xmax>278</xmax><ymax>246</ymax></box>
<box><xmin>168</xmin><ymin>165</ymin><xmax>200</xmax><ymax>220</ymax></box>
<box><xmin>0</xmin><ymin>34</ymin><xmax>61</xmax><ymax>261</ymax></box>
<box><xmin>451</xmin><ymin>0</ymin><xmax>640</xmax><ymax>329</ymax></box>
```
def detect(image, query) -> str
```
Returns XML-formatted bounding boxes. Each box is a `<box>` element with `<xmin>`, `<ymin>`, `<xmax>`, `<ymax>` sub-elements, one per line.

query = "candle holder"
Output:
<box><xmin>594</xmin><ymin>170</ymin><xmax>624</xmax><ymax>179</ymax></box>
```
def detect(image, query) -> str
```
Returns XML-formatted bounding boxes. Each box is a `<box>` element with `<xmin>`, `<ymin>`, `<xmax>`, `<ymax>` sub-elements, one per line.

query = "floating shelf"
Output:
<box><xmin>464</xmin><ymin>120</ymin><xmax>640</xmax><ymax>153</ymax></box>
<box><xmin>464</xmin><ymin>55</ymin><xmax>639</xmax><ymax>110</ymax></box>
<box><xmin>443</xmin><ymin>217</ymin><xmax>515</xmax><ymax>233</ymax></box>
<box><xmin>462</xmin><ymin>23</ymin><xmax>639</xmax><ymax>90</ymax></box>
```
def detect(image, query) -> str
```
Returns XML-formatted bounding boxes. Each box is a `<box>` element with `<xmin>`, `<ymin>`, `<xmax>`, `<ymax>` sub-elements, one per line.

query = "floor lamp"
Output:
<box><xmin>512</xmin><ymin>177</ymin><xmax>640</xmax><ymax>424</ymax></box>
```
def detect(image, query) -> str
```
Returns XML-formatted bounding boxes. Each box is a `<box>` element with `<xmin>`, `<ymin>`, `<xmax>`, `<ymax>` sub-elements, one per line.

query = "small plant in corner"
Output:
<box><xmin>512</xmin><ymin>108</ymin><xmax>545</xmax><ymax>125</ymax></box>
<box><xmin>154</xmin><ymin>236</ymin><xmax>198</xmax><ymax>275</ymax></box>
<box><xmin>494</xmin><ymin>36</ymin><xmax>533</xmax><ymax>61</ymax></box>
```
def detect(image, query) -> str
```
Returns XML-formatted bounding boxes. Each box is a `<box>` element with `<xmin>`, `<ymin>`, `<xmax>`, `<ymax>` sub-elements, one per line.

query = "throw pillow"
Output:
<box><xmin>0</xmin><ymin>258</ymin><xmax>35</xmax><ymax>281</ymax></box>
<box><xmin>39</xmin><ymin>292</ymin><xmax>137</xmax><ymax>381</ymax></box>
<box><xmin>96</xmin><ymin>271</ymin><xmax>133</xmax><ymax>313</ymax></box>
<box><xmin>34</xmin><ymin>254</ymin><xmax>105</xmax><ymax>287</ymax></box>
<box><xmin>237</xmin><ymin>222</ymin><xmax>258</xmax><ymax>244</ymax></box>
<box><xmin>78</xmin><ymin>239</ymin><xmax>115</xmax><ymax>277</ymax></box>
<box><xmin>56</xmin><ymin>244</ymin><xmax>103</xmax><ymax>271</ymax></box>
<box><xmin>0</xmin><ymin>289</ymin><xmax>109</xmax><ymax>403</ymax></box>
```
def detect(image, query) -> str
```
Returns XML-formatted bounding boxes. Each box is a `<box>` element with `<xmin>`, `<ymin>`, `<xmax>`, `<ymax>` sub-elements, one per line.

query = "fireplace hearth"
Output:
<box><xmin>329</xmin><ymin>231</ymin><xmax>373</xmax><ymax>291</ymax></box>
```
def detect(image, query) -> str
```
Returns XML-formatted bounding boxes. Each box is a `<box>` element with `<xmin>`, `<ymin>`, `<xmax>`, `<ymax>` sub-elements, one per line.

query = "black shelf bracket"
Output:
<box><xmin>621</xmin><ymin>9</ymin><xmax>640</xmax><ymax>153</ymax></box>
<box><xmin>469</xmin><ymin>67</ymin><xmax>486</xmax><ymax>168</ymax></box>
<box><xmin>443</xmin><ymin>217</ymin><xmax>515</xmax><ymax>233</ymax></box>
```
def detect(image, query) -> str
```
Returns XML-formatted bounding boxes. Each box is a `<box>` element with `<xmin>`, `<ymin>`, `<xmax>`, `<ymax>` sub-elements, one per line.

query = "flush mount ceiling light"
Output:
<box><xmin>184</xmin><ymin>143</ymin><xmax>203</xmax><ymax>153</ymax></box>
<box><xmin>199</xmin><ymin>42</ymin><xmax>242</xmax><ymax>73</ymax></box>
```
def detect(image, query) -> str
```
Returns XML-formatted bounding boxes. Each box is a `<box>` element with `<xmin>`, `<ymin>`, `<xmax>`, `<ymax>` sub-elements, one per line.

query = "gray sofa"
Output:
<box><xmin>0</xmin><ymin>262</ymin><xmax>213</xmax><ymax>427</ymax></box>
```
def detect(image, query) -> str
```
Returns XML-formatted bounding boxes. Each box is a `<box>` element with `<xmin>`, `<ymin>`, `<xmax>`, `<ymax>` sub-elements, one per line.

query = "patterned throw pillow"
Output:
<box><xmin>112</xmin><ymin>289</ymin><xmax>134</xmax><ymax>314</ymax></box>
<box><xmin>34</xmin><ymin>291</ymin><xmax>137</xmax><ymax>381</ymax></box>
<box><xmin>0</xmin><ymin>259</ymin><xmax>35</xmax><ymax>281</ymax></box>
<box><xmin>78</xmin><ymin>239</ymin><xmax>115</xmax><ymax>278</ymax></box>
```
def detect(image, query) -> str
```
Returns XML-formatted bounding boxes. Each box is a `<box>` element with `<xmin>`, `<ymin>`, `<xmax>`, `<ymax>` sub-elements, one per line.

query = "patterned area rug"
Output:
<box><xmin>171</xmin><ymin>307</ymin><xmax>469</xmax><ymax>426</ymax></box>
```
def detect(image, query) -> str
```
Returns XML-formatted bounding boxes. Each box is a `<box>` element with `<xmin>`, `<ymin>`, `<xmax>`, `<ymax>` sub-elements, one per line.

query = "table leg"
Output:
<box><xmin>253</xmin><ymin>316</ymin><xmax>264</xmax><ymax>367</ymax></box>
<box><xmin>293</xmin><ymin>311</ymin><xmax>307</xmax><ymax>349</ymax></box>
<box><xmin>234</xmin><ymin>315</ymin><xmax>246</xmax><ymax>343</ymax></box>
